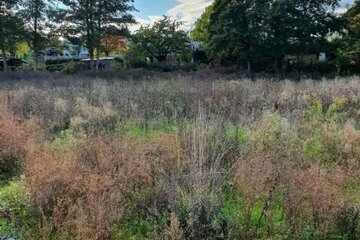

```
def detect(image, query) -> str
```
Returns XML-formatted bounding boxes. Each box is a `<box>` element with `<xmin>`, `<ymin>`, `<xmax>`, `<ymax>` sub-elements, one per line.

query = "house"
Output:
<box><xmin>39</xmin><ymin>45</ymin><xmax>90</xmax><ymax>63</ymax></box>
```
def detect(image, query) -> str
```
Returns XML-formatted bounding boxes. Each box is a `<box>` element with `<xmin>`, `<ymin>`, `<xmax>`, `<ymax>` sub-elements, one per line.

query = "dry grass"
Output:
<box><xmin>0</xmin><ymin>102</ymin><xmax>26</xmax><ymax>178</ymax></box>
<box><xmin>24</xmin><ymin>136</ymin><xmax>150</xmax><ymax>239</ymax></box>
<box><xmin>0</xmin><ymin>73</ymin><xmax>360</xmax><ymax>239</ymax></box>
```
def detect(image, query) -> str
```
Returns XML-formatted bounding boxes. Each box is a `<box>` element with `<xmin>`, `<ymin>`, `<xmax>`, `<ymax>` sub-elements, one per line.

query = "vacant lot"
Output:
<box><xmin>1</xmin><ymin>72</ymin><xmax>360</xmax><ymax>239</ymax></box>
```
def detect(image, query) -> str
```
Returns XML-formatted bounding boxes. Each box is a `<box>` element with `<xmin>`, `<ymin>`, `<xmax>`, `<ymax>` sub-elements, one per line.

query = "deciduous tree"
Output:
<box><xmin>94</xmin><ymin>0</ymin><xmax>135</xmax><ymax>69</ymax></box>
<box><xmin>0</xmin><ymin>0</ymin><xmax>23</xmax><ymax>71</ymax></box>
<box><xmin>340</xmin><ymin>0</ymin><xmax>360</xmax><ymax>66</ymax></box>
<box><xmin>206</xmin><ymin>0</ymin><xmax>342</xmax><ymax>72</ymax></box>
<box><xmin>55</xmin><ymin>0</ymin><xmax>135</xmax><ymax>72</ymax></box>
<box><xmin>132</xmin><ymin>16</ymin><xmax>190</xmax><ymax>63</ymax></box>
<box><xmin>101</xmin><ymin>33</ymin><xmax>127</xmax><ymax>57</ymax></box>
<box><xmin>20</xmin><ymin>0</ymin><xmax>48</xmax><ymax>71</ymax></box>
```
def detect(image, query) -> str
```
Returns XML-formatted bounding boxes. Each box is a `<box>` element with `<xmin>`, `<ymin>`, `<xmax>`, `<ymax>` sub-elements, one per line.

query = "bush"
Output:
<box><xmin>24</xmin><ymin>136</ymin><xmax>150</xmax><ymax>239</ymax></box>
<box><xmin>45</xmin><ymin>64</ymin><xmax>64</xmax><ymax>72</ymax></box>
<box><xmin>0</xmin><ymin>104</ymin><xmax>25</xmax><ymax>180</ymax></box>
<box><xmin>62</xmin><ymin>61</ymin><xmax>86</xmax><ymax>74</ymax></box>
<box><xmin>0</xmin><ymin>181</ymin><xmax>38</xmax><ymax>239</ymax></box>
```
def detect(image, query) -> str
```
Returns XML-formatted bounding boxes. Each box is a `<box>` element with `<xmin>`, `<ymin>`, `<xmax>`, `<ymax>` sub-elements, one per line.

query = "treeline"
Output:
<box><xmin>0</xmin><ymin>0</ymin><xmax>135</xmax><ymax>72</ymax></box>
<box><xmin>1</xmin><ymin>0</ymin><xmax>359</xmax><ymax>76</ymax></box>
<box><xmin>192</xmin><ymin>0</ymin><xmax>360</xmax><ymax>76</ymax></box>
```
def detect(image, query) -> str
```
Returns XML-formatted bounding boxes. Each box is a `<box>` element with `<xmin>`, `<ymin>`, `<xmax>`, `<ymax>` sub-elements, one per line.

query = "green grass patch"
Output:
<box><xmin>0</xmin><ymin>181</ymin><xmax>37</xmax><ymax>239</ymax></box>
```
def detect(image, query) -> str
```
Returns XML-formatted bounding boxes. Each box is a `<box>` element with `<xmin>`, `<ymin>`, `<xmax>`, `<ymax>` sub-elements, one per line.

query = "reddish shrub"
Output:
<box><xmin>0</xmin><ymin>102</ymin><xmax>26</xmax><ymax>178</ymax></box>
<box><xmin>281</xmin><ymin>163</ymin><xmax>347</xmax><ymax>236</ymax></box>
<box><xmin>24</xmin><ymin>136</ymin><xmax>151</xmax><ymax>239</ymax></box>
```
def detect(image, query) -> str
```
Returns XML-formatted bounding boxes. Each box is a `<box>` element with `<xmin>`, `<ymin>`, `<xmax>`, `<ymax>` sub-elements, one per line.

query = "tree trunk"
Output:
<box><xmin>1</xmin><ymin>43</ymin><xmax>7</xmax><ymax>72</ymax></box>
<box><xmin>0</xmin><ymin>3</ymin><xmax>7</xmax><ymax>72</ymax></box>
<box><xmin>96</xmin><ymin>48</ymin><xmax>100</xmax><ymax>70</ymax></box>
<box><xmin>95</xmin><ymin>17</ymin><xmax>101</xmax><ymax>71</ymax></box>
<box><xmin>33</xmin><ymin>15</ymin><xmax>38</xmax><ymax>72</ymax></box>
<box><xmin>247</xmin><ymin>59</ymin><xmax>252</xmax><ymax>73</ymax></box>
<box><xmin>276</xmin><ymin>56</ymin><xmax>283</xmax><ymax>75</ymax></box>
<box><xmin>90</xmin><ymin>48</ymin><xmax>95</xmax><ymax>74</ymax></box>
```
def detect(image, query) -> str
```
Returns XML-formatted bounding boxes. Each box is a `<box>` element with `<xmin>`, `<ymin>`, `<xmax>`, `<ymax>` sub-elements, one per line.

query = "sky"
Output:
<box><xmin>132</xmin><ymin>0</ymin><xmax>213</xmax><ymax>30</ymax></box>
<box><xmin>131</xmin><ymin>0</ymin><xmax>355</xmax><ymax>31</ymax></box>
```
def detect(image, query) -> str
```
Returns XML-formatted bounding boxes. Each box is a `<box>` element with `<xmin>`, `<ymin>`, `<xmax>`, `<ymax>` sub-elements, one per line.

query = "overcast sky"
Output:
<box><xmin>131</xmin><ymin>0</ymin><xmax>355</xmax><ymax>30</ymax></box>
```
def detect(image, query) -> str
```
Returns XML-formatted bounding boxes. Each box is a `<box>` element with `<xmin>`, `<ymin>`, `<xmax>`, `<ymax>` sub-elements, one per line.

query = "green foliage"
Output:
<box><xmin>0</xmin><ymin>181</ymin><xmax>37</xmax><ymax>239</ymax></box>
<box><xmin>191</xmin><ymin>4</ymin><xmax>214</xmax><ymax>43</ymax></box>
<box><xmin>113</xmin><ymin>218</ymin><xmax>152</xmax><ymax>240</ymax></box>
<box><xmin>337</xmin><ymin>1</ymin><xmax>360</xmax><ymax>74</ymax></box>
<box><xmin>177</xmin><ymin>48</ymin><xmax>192</xmax><ymax>64</ymax></box>
<box><xmin>225</xmin><ymin>122</ymin><xmax>247</xmax><ymax>145</ymax></box>
<box><xmin>52</xmin><ymin>129</ymin><xmax>74</xmax><ymax>152</ymax></box>
<box><xmin>131</xmin><ymin>16</ymin><xmax>191</xmax><ymax>63</ymax></box>
<box><xmin>112</xmin><ymin>57</ymin><xmax>125</xmax><ymax>70</ymax></box>
<box><xmin>0</xmin><ymin>0</ymin><xmax>27</xmax><ymax>71</ymax></box>
<box><xmin>207</xmin><ymin>0</ymin><xmax>343</xmax><ymax>72</ymax></box>
<box><xmin>61</xmin><ymin>61</ymin><xmax>85</xmax><ymax>74</ymax></box>
<box><xmin>301</xmin><ymin>61</ymin><xmax>338</xmax><ymax>77</ymax></box>
<box><xmin>54</xmin><ymin>0</ymin><xmax>135</xmax><ymax>74</ymax></box>
<box><xmin>208</xmin><ymin>0</ymin><xmax>261</xmax><ymax>70</ymax></box>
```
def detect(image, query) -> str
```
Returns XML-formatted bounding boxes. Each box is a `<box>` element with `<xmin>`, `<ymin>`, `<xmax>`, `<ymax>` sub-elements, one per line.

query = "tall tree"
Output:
<box><xmin>0</xmin><ymin>0</ymin><xmax>22</xmax><ymax>71</ymax></box>
<box><xmin>132</xmin><ymin>16</ymin><xmax>190</xmax><ymax>62</ymax></box>
<box><xmin>94</xmin><ymin>0</ymin><xmax>135</xmax><ymax>69</ymax></box>
<box><xmin>55</xmin><ymin>0</ymin><xmax>97</xmax><ymax>72</ymax></box>
<box><xmin>207</xmin><ymin>0</ymin><xmax>266</xmax><ymax>72</ymax></box>
<box><xmin>341</xmin><ymin>0</ymin><xmax>360</xmax><ymax>65</ymax></box>
<box><xmin>20</xmin><ymin>0</ymin><xmax>47</xmax><ymax>71</ymax></box>
<box><xmin>55</xmin><ymin>0</ymin><xmax>135</xmax><ymax>72</ymax></box>
<box><xmin>206</xmin><ymin>0</ymin><xmax>342</xmax><ymax>72</ymax></box>
<box><xmin>191</xmin><ymin>4</ymin><xmax>214</xmax><ymax>43</ymax></box>
<box><xmin>264</xmin><ymin>0</ymin><xmax>341</xmax><ymax>70</ymax></box>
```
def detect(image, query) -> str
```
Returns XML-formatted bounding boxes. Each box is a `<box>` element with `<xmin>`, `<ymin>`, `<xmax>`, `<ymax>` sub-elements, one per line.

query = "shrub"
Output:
<box><xmin>62</xmin><ymin>61</ymin><xmax>86</xmax><ymax>74</ymax></box>
<box><xmin>0</xmin><ymin>104</ymin><xmax>25</xmax><ymax>180</ymax></box>
<box><xmin>0</xmin><ymin>181</ymin><xmax>38</xmax><ymax>239</ymax></box>
<box><xmin>24</xmin><ymin>136</ymin><xmax>150</xmax><ymax>239</ymax></box>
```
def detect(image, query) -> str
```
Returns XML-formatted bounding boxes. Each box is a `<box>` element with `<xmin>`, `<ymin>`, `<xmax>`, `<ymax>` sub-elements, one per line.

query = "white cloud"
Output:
<box><xmin>167</xmin><ymin>0</ymin><xmax>213</xmax><ymax>29</ymax></box>
<box><xmin>129</xmin><ymin>15</ymin><xmax>164</xmax><ymax>32</ymax></box>
<box><xmin>131</xmin><ymin>0</ymin><xmax>213</xmax><ymax>32</ymax></box>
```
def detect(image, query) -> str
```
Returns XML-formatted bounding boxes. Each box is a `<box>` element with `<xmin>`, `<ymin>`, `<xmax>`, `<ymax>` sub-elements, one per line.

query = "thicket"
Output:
<box><xmin>0</xmin><ymin>74</ymin><xmax>360</xmax><ymax>239</ymax></box>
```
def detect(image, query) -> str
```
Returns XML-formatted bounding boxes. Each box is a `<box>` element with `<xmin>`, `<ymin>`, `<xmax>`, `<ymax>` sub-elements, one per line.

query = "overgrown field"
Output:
<box><xmin>1</xmin><ymin>73</ymin><xmax>360</xmax><ymax>239</ymax></box>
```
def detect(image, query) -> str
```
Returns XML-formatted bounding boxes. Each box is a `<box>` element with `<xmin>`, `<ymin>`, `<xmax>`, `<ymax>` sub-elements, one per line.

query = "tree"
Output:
<box><xmin>132</xmin><ymin>16</ymin><xmax>190</xmax><ymax>62</ymax></box>
<box><xmin>0</xmin><ymin>0</ymin><xmax>25</xmax><ymax>72</ymax></box>
<box><xmin>264</xmin><ymin>0</ymin><xmax>342</xmax><ymax>70</ymax></box>
<box><xmin>339</xmin><ymin>0</ymin><xmax>360</xmax><ymax>67</ymax></box>
<box><xmin>101</xmin><ymin>33</ymin><xmax>127</xmax><ymax>57</ymax></box>
<box><xmin>206</xmin><ymin>0</ymin><xmax>342</xmax><ymax>72</ymax></box>
<box><xmin>191</xmin><ymin>4</ymin><xmax>214</xmax><ymax>43</ymax></box>
<box><xmin>55</xmin><ymin>0</ymin><xmax>135</xmax><ymax>73</ymax></box>
<box><xmin>20</xmin><ymin>0</ymin><xmax>48</xmax><ymax>71</ymax></box>
<box><xmin>207</xmin><ymin>0</ymin><xmax>266</xmax><ymax>72</ymax></box>
<box><xmin>55</xmin><ymin>0</ymin><xmax>99</xmax><ymax>72</ymax></box>
<box><xmin>94</xmin><ymin>0</ymin><xmax>135</xmax><ymax>69</ymax></box>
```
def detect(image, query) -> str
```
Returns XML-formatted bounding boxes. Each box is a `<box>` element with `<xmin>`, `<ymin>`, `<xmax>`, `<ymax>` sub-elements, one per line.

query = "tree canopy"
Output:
<box><xmin>20</xmin><ymin>0</ymin><xmax>48</xmax><ymax>71</ymax></box>
<box><xmin>0</xmin><ymin>0</ymin><xmax>25</xmax><ymax>71</ymax></box>
<box><xmin>131</xmin><ymin>16</ymin><xmax>191</xmax><ymax>62</ymax></box>
<box><xmin>337</xmin><ymin>0</ymin><xmax>360</xmax><ymax>70</ymax></box>
<box><xmin>195</xmin><ymin>0</ymin><xmax>344</xmax><ymax>72</ymax></box>
<box><xmin>54</xmin><ymin>0</ymin><xmax>135</xmax><ymax>71</ymax></box>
